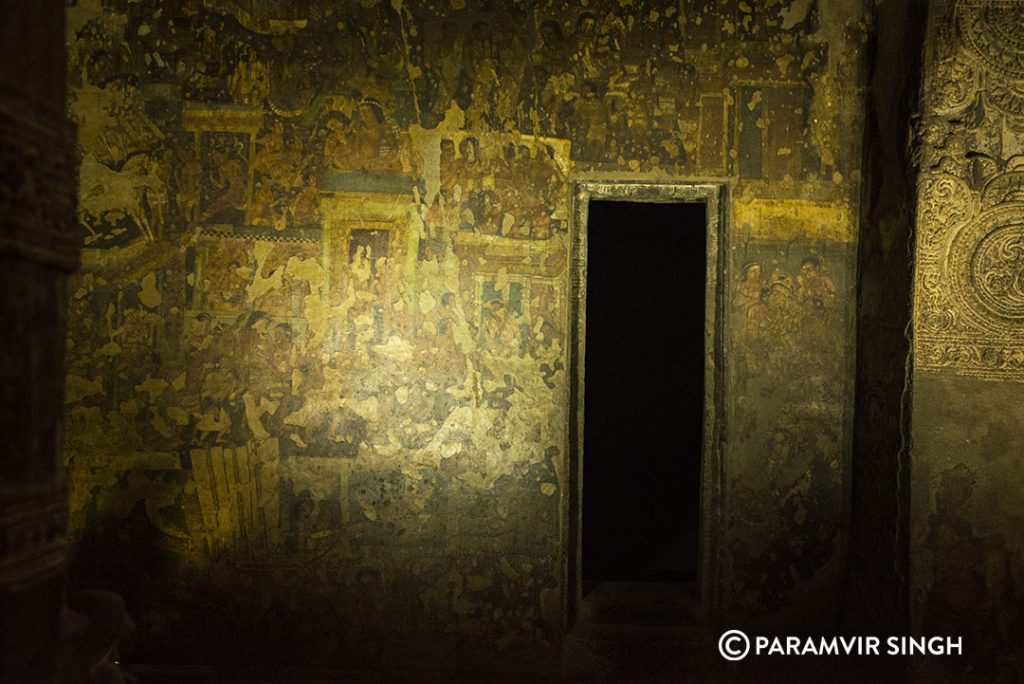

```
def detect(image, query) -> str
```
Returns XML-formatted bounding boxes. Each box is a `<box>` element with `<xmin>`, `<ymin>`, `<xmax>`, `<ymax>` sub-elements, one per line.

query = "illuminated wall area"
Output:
<box><xmin>63</xmin><ymin>0</ymin><xmax>869</xmax><ymax>669</ymax></box>
<box><xmin>910</xmin><ymin>1</ymin><xmax>1024</xmax><ymax>677</ymax></box>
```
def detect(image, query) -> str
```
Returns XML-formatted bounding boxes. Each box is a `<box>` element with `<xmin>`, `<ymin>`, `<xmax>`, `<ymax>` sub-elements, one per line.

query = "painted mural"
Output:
<box><xmin>64</xmin><ymin>0</ymin><xmax>867</xmax><ymax>667</ymax></box>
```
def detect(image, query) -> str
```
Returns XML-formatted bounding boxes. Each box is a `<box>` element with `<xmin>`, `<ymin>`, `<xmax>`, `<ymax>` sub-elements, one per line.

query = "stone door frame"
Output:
<box><xmin>564</xmin><ymin>180</ymin><xmax>728</xmax><ymax>632</ymax></box>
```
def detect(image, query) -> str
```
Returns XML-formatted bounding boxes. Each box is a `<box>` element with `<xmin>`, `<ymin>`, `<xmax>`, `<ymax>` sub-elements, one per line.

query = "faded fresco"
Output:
<box><xmin>63</xmin><ymin>0</ymin><xmax>867</xmax><ymax>666</ymax></box>
<box><xmin>726</xmin><ymin>209</ymin><xmax>852</xmax><ymax>616</ymax></box>
<box><xmin>913</xmin><ymin>0</ymin><xmax>1024</xmax><ymax>677</ymax></box>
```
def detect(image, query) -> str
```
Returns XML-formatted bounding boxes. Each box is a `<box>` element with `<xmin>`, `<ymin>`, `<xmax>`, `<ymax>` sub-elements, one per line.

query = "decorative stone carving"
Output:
<box><xmin>916</xmin><ymin>2</ymin><xmax>1024</xmax><ymax>378</ymax></box>
<box><xmin>955</xmin><ymin>1</ymin><xmax>1024</xmax><ymax>119</ymax></box>
<box><xmin>917</xmin><ymin>340</ymin><xmax>1024</xmax><ymax>376</ymax></box>
<box><xmin>957</xmin><ymin>2</ymin><xmax>1024</xmax><ymax>82</ymax></box>
<box><xmin>933</xmin><ymin>58</ymin><xmax>980</xmax><ymax>117</ymax></box>
<box><xmin>958</xmin><ymin>211</ymin><xmax>1024</xmax><ymax>322</ymax></box>
<box><xmin>981</xmin><ymin>169</ymin><xmax>1024</xmax><ymax>206</ymax></box>
<box><xmin>988</xmin><ymin>80</ymin><xmax>1024</xmax><ymax>117</ymax></box>
<box><xmin>919</xmin><ymin>308</ymin><xmax>955</xmax><ymax>334</ymax></box>
<box><xmin>918</xmin><ymin>198</ymin><xmax>1024</xmax><ymax>377</ymax></box>
<box><xmin>919</xmin><ymin>173</ymin><xmax>975</xmax><ymax>245</ymax></box>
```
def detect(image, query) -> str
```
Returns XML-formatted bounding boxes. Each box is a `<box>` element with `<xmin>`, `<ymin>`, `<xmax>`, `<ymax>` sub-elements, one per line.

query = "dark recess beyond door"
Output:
<box><xmin>582</xmin><ymin>200</ymin><xmax>706</xmax><ymax>584</ymax></box>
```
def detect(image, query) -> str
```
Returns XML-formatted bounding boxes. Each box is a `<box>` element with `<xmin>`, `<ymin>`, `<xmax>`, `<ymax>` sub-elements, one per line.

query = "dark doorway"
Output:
<box><xmin>582</xmin><ymin>200</ymin><xmax>706</xmax><ymax>584</ymax></box>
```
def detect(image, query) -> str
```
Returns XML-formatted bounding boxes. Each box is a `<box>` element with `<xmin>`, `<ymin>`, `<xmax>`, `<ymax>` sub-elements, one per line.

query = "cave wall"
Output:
<box><xmin>845</xmin><ymin>0</ymin><xmax>922</xmax><ymax>639</ymax></box>
<box><xmin>63</xmin><ymin>0</ymin><xmax>869</xmax><ymax>669</ymax></box>
<box><xmin>912</xmin><ymin>0</ymin><xmax>1024</xmax><ymax>678</ymax></box>
<box><xmin>0</xmin><ymin>1</ymin><xmax>78</xmax><ymax>681</ymax></box>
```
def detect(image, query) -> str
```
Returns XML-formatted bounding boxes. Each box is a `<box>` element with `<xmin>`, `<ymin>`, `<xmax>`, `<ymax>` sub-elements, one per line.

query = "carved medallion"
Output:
<box><xmin>957</xmin><ymin>2</ymin><xmax>1024</xmax><ymax>81</ymax></box>
<box><xmin>947</xmin><ymin>204</ymin><xmax>1024</xmax><ymax>329</ymax></box>
<box><xmin>971</xmin><ymin>224</ymin><xmax>1024</xmax><ymax>319</ymax></box>
<box><xmin>988</xmin><ymin>80</ymin><xmax>1024</xmax><ymax>117</ymax></box>
<box><xmin>982</xmin><ymin>171</ymin><xmax>1024</xmax><ymax>206</ymax></box>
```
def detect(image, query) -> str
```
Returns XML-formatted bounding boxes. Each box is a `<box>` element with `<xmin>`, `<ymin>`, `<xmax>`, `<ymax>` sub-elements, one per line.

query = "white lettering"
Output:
<box><xmin>741</xmin><ymin>634</ymin><xmax>961</xmax><ymax>658</ymax></box>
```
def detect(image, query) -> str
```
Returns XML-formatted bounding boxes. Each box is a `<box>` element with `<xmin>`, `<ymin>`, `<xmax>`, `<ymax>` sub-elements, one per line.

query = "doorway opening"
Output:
<box><xmin>582</xmin><ymin>200</ymin><xmax>706</xmax><ymax>585</ymax></box>
<box><xmin>566</xmin><ymin>182</ymin><xmax>724</xmax><ymax>632</ymax></box>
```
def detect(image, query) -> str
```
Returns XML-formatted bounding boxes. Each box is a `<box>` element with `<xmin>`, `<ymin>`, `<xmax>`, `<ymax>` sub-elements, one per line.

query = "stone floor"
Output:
<box><xmin>124</xmin><ymin>581</ymin><xmax>904</xmax><ymax>683</ymax></box>
<box><xmin>559</xmin><ymin>581</ymin><xmax>889</xmax><ymax>683</ymax></box>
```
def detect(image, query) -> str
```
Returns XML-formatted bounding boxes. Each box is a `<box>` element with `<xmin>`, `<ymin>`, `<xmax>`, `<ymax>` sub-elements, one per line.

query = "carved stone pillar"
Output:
<box><xmin>0</xmin><ymin>1</ymin><xmax>79</xmax><ymax>682</ymax></box>
<box><xmin>912</xmin><ymin>0</ymin><xmax>1024</xmax><ymax>678</ymax></box>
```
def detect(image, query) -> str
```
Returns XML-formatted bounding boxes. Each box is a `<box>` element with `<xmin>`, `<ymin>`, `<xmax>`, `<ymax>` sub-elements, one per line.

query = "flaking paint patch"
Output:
<box><xmin>138</xmin><ymin>271</ymin><xmax>162</xmax><ymax>308</ymax></box>
<box><xmin>734</xmin><ymin>197</ymin><xmax>853</xmax><ymax>242</ymax></box>
<box><xmin>781</xmin><ymin>0</ymin><xmax>814</xmax><ymax>30</ymax></box>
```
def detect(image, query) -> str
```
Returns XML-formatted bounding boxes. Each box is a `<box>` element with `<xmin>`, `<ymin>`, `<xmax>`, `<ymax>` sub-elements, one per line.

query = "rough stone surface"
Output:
<box><xmin>0</xmin><ymin>2</ymin><xmax>77</xmax><ymax>683</ymax></box>
<box><xmin>845</xmin><ymin>0</ymin><xmax>922</xmax><ymax>645</ymax></box>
